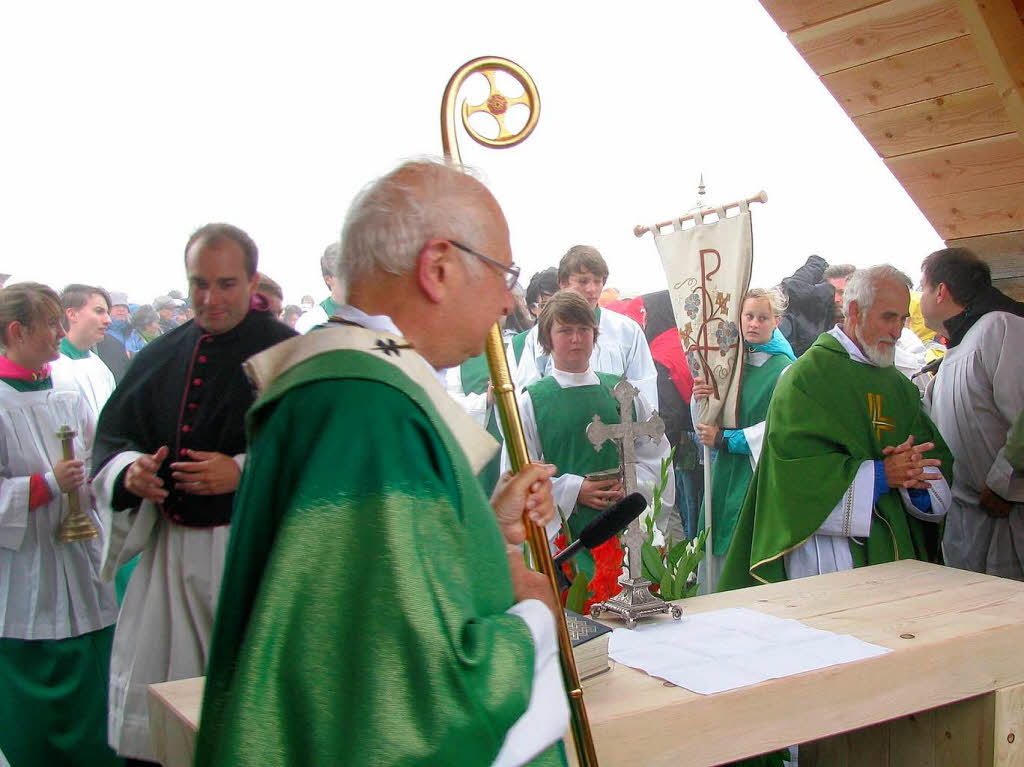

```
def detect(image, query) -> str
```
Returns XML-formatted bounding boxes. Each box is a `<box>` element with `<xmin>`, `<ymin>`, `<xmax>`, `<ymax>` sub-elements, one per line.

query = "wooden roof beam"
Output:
<box><xmin>957</xmin><ymin>0</ymin><xmax>1024</xmax><ymax>141</ymax></box>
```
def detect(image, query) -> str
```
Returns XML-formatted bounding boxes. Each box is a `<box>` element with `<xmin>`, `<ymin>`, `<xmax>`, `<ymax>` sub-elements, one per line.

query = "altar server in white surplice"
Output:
<box><xmin>50</xmin><ymin>284</ymin><xmax>116</xmax><ymax>419</ymax></box>
<box><xmin>0</xmin><ymin>283</ymin><xmax>120</xmax><ymax>766</ymax></box>
<box><xmin>513</xmin><ymin>246</ymin><xmax>659</xmax><ymax>409</ymax></box>
<box><xmin>919</xmin><ymin>248</ymin><xmax>1024</xmax><ymax>580</ymax></box>
<box><xmin>503</xmin><ymin>291</ymin><xmax>673</xmax><ymax>542</ymax></box>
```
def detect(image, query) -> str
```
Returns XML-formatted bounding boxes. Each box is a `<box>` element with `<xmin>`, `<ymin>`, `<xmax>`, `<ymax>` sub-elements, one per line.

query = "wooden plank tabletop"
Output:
<box><xmin>149</xmin><ymin>560</ymin><xmax>1024</xmax><ymax>766</ymax></box>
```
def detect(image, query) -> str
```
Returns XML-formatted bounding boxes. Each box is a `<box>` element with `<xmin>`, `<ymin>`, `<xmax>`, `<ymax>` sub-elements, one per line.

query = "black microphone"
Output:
<box><xmin>554</xmin><ymin>492</ymin><xmax>647</xmax><ymax>571</ymax></box>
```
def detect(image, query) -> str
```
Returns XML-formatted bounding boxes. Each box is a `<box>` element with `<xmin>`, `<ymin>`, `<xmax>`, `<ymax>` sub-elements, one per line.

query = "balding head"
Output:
<box><xmin>339</xmin><ymin>159</ymin><xmax>514</xmax><ymax>369</ymax></box>
<box><xmin>340</xmin><ymin>159</ymin><xmax>504</xmax><ymax>288</ymax></box>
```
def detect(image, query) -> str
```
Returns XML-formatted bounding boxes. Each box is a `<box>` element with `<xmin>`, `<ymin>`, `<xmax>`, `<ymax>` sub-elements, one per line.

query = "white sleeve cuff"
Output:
<box><xmin>493</xmin><ymin>600</ymin><xmax>568</xmax><ymax>767</ymax></box>
<box><xmin>817</xmin><ymin>460</ymin><xmax>874</xmax><ymax>538</ymax></box>
<box><xmin>899</xmin><ymin>474</ymin><xmax>951</xmax><ymax>523</ymax></box>
<box><xmin>233</xmin><ymin>453</ymin><xmax>246</xmax><ymax>473</ymax></box>
<box><xmin>743</xmin><ymin>422</ymin><xmax>766</xmax><ymax>471</ymax></box>
<box><xmin>988</xmin><ymin>453</ymin><xmax>1024</xmax><ymax>503</ymax></box>
<box><xmin>44</xmin><ymin>470</ymin><xmax>61</xmax><ymax>500</ymax></box>
<box><xmin>550</xmin><ymin>475</ymin><xmax>584</xmax><ymax>540</ymax></box>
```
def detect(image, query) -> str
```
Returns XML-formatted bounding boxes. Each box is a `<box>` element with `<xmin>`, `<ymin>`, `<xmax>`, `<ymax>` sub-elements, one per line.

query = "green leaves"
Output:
<box><xmin>565</xmin><ymin>570</ymin><xmax>592</xmax><ymax>614</ymax></box>
<box><xmin>641</xmin><ymin>522</ymin><xmax>708</xmax><ymax>600</ymax></box>
<box><xmin>641</xmin><ymin>540</ymin><xmax>665</xmax><ymax>583</ymax></box>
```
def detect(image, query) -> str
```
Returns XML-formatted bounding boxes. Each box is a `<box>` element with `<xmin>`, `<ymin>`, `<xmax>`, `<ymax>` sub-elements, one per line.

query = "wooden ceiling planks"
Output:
<box><xmin>886</xmin><ymin>133</ymin><xmax>1024</xmax><ymax>199</ymax></box>
<box><xmin>916</xmin><ymin>181</ymin><xmax>1024</xmax><ymax>239</ymax></box>
<box><xmin>855</xmin><ymin>84</ymin><xmax>1012</xmax><ymax>156</ymax></box>
<box><xmin>757</xmin><ymin>0</ymin><xmax>891</xmax><ymax>32</ymax></box>
<box><xmin>758</xmin><ymin>0</ymin><xmax>1024</xmax><ymax>278</ymax></box>
<box><xmin>789</xmin><ymin>0</ymin><xmax>967</xmax><ymax>76</ymax></box>
<box><xmin>820</xmin><ymin>35</ymin><xmax>988</xmax><ymax>117</ymax></box>
<box><xmin>957</xmin><ymin>0</ymin><xmax>1024</xmax><ymax>138</ymax></box>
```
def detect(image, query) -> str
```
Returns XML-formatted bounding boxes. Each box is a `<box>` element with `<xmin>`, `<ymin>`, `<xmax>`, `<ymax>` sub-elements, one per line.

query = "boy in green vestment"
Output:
<box><xmin>196</xmin><ymin>160</ymin><xmax>569</xmax><ymax>766</ymax></box>
<box><xmin>503</xmin><ymin>291</ymin><xmax>674</xmax><ymax>573</ymax></box>
<box><xmin>692</xmin><ymin>288</ymin><xmax>795</xmax><ymax>586</ymax></box>
<box><xmin>719</xmin><ymin>265</ymin><xmax>953</xmax><ymax>590</ymax></box>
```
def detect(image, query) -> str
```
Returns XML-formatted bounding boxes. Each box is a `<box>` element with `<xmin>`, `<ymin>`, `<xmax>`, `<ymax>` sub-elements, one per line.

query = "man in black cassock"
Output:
<box><xmin>90</xmin><ymin>223</ymin><xmax>295</xmax><ymax>763</ymax></box>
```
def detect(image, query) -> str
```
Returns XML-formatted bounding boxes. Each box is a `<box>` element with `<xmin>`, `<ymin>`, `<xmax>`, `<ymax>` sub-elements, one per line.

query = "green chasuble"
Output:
<box><xmin>461</xmin><ymin>352</ymin><xmax>503</xmax><ymax>495</ymax></box>
<box><xmin>528</xmin><ymin>372</ymin><xmax>623</xmax><ymax>539</ymax></box>
<box><xmin>718</xmin><ymin>332</ymin><xmax>953</xmax><ymax>590</ymax></box>
<box><xmin>702</xmin><ymin>352</ymin><xmax>791</xmax><ymax>557</ymax></box>
<box><xmin>195</xmin><ymin>346</ymin><xmax>563</xmax><ymax>767</ymax></box>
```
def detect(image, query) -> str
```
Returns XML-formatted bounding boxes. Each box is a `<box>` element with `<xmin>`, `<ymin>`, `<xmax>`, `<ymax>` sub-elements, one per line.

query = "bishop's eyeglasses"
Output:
<box><xmin>448</xmin><ymin>240</ymin><xmax>520</xmax><ymax>290</ymax></box>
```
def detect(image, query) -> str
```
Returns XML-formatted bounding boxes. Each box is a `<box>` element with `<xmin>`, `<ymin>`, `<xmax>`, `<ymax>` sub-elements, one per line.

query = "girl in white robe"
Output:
<box><xmin>0</xmin><ymin>282</ymin><xmax>119</xmax><ymax>766</ymax></box>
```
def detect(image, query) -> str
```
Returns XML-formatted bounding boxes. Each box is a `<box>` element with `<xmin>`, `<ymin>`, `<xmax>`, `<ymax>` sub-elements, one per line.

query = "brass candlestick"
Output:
<box><xmin>56</xmin><ymin>424</ymin><xmax>98</xmax><ymax>542</ymax></box>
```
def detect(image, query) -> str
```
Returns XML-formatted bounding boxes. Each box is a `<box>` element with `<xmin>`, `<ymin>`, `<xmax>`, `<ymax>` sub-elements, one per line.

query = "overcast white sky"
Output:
<box><xmin>1</xmin><ymin>0</ymin><xmax>945</xmax><ymax>305</ymax></box>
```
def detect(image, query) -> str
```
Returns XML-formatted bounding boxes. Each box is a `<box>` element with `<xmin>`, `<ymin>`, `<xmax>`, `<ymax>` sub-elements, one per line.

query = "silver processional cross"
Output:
<box><xmin>586</xmin><ymin>376</ymin><xmax>683</xmax><ymax>628</ymax></box>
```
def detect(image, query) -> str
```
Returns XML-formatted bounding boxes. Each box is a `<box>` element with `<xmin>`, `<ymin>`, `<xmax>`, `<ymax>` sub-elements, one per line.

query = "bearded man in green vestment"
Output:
<box><xmin>719</xmin><ymin>265</ymin><xmax>953</xmax><ymax>590</ymax></box>
<box><xmin>195</xmin><ymin>160</ymin><xmax>570</xmax><ymax>766</ymax></box>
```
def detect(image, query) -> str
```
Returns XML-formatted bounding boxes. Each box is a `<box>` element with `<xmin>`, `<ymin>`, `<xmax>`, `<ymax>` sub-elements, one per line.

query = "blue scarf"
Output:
<box><xmin>748</xmin><ymin>328</ymin><xmax>797</xmax><ymax>361</ymax></box>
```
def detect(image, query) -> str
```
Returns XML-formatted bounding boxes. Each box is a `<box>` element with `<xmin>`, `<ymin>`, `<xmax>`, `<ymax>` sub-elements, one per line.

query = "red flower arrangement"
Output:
<box><xmin>553</xmin><ymin>533</ymin><xmax>625</xmax><ymax>613</ymax></box>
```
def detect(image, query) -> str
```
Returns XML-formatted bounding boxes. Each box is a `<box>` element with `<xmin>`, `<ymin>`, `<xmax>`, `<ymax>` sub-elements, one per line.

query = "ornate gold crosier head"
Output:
<box><xmin>440</xmin><ymin>57</ymin><xmax>540</xmax><ymax>167</ymax></box>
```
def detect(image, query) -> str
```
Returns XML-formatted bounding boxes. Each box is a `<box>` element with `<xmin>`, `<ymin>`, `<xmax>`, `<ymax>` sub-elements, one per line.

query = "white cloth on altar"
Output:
<box><xmin>0</xmin><ymin>383</ymin><xmax>117</xmax><ymax>639</ymax></box>
<box><xmin>925</xmin><ymin>311</ymin><xmax>1024</xmax><ymax>578</ymax></box>
<box><xmin>502</xmin><ymin>366</ymin><xmax>674</xmax><ymax>539</ymax></box>
<box><xmin>94</xmin><ymin>449</ymin><xmax>229</xmax><ymax>760</ymax></box>
<box><xmin>784</xmin><ymin>326</ymin><xmax>951</xmax><ymax>580</ymax></box>
<box><xmin>50</xmin><ymin>351</ymin><xmax>115</xmax><ymax>420</ymax></box>
<box><xmin>609</xmin><ymin>607</ymin><xmax>890</xmax><ymax>695</ymax></box>
<box><xmin>512</xmin><ymin>308</ymin><xmax>659</xmax><ymax>410</ymax></box>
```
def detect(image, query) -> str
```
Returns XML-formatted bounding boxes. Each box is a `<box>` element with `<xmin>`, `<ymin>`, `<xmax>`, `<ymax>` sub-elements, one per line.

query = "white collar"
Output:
<box><xmin>336</xmin><ymin>303</ymin><xmax>447</xmax><ymax>386</ymax></box>
<box><xmin>551</xmin><ymin>366</ymin><xmax>600</xmax><ymax>387</ymax></box>
<box><xmin>335</xmin><ymin>303</ymin><xmax>404</xmax><ymax>338</ymax></box>
<box><xmin>827</xmin><ymin>325</ymin><xmax>874</xmax><ymax>366</ymax></box>
<box><xmin>746</xmin><ymin>349</ymin><xmax>770</xmax><ymax>367</ymax></box>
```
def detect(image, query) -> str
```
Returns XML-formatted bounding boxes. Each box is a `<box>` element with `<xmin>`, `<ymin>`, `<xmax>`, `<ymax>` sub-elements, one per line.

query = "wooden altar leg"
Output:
<box><xmin>993</xmin><ymin>681</ymin><xmax>1024</xmax><ymax>766</ymax></box>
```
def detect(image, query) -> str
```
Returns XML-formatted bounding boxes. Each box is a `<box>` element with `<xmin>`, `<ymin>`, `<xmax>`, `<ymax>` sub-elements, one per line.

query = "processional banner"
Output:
<box><xmin>651</xmin><ymin>204</ymin><xmax>753</xmax><ymax>429</ymax></box>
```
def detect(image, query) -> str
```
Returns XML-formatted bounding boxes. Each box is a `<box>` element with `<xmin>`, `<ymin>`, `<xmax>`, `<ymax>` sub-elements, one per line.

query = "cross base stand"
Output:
<box><xmin>590</xmin><ymin>575</ymin><xmax>683</xmax><ymax>629</ymax></box>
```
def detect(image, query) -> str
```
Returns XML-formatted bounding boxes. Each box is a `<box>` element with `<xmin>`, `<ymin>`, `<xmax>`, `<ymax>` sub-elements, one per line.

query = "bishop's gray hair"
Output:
<box><xmin>843</xmin><ymin>264</ymin><xmax>912</xmax><ymax>317</ymax></box>
<box><xmin>339</xmin><ymin>158</ymin><xmax>490</xmax><ymax>285</ymax></box>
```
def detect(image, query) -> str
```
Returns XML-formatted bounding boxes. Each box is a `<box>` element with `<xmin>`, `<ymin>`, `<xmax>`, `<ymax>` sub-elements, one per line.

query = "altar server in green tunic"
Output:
<box><xmin>719</xmin><ymin>265</ymin><xmax>953</xmax><ymax>590</ymax></box>
<box><xmin>0</xmin><ymin>283</ymin><xmax>120</xmax><ymax>766</ymax></box>
<box><xmin>504</xmin><ymin>291</ymin><xmax>674</xmax><ymax>547</ymax></box>
<box><xmin>196</xmin><ymin>159</ymin><xmax>568</xmax><ymax>766</ymax></box>
<box><xmin>692</xmin><ymin>288</ymin><xmax>795</xmax><ymax>580</ymax></box>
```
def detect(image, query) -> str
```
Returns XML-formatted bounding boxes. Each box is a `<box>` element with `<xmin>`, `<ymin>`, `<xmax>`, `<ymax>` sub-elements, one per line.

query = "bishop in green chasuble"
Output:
<box><xmin>195</xmin><ymin>324</ymin><xmax>567</xmax><ymax>767</ymax></box>
<box><xmin>719</xmin><ymin>326</ymin><xmax>953</xmax><ymax>590</ymax></box>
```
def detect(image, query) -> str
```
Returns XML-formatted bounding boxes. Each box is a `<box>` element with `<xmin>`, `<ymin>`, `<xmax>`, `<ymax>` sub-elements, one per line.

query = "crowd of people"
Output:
<box><xmin>1</xmin><ymin>158</ymin><xmax>1022</xmax><ymax>765</ymax></box>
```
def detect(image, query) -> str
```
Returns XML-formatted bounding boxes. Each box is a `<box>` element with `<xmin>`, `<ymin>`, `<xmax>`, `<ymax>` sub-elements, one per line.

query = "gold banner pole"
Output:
<box><xmin>440</xmin><ymin>56</ymin><xmax>599</xmax><ymax>767</ymax></box>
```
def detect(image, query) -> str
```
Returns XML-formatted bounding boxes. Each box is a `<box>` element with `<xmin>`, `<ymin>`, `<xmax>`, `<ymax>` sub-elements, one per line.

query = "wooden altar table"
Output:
<box><xmin>148</xmin><ymin>560</ymin><xmax>1024</xmax><ymax>766</ymax></box>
